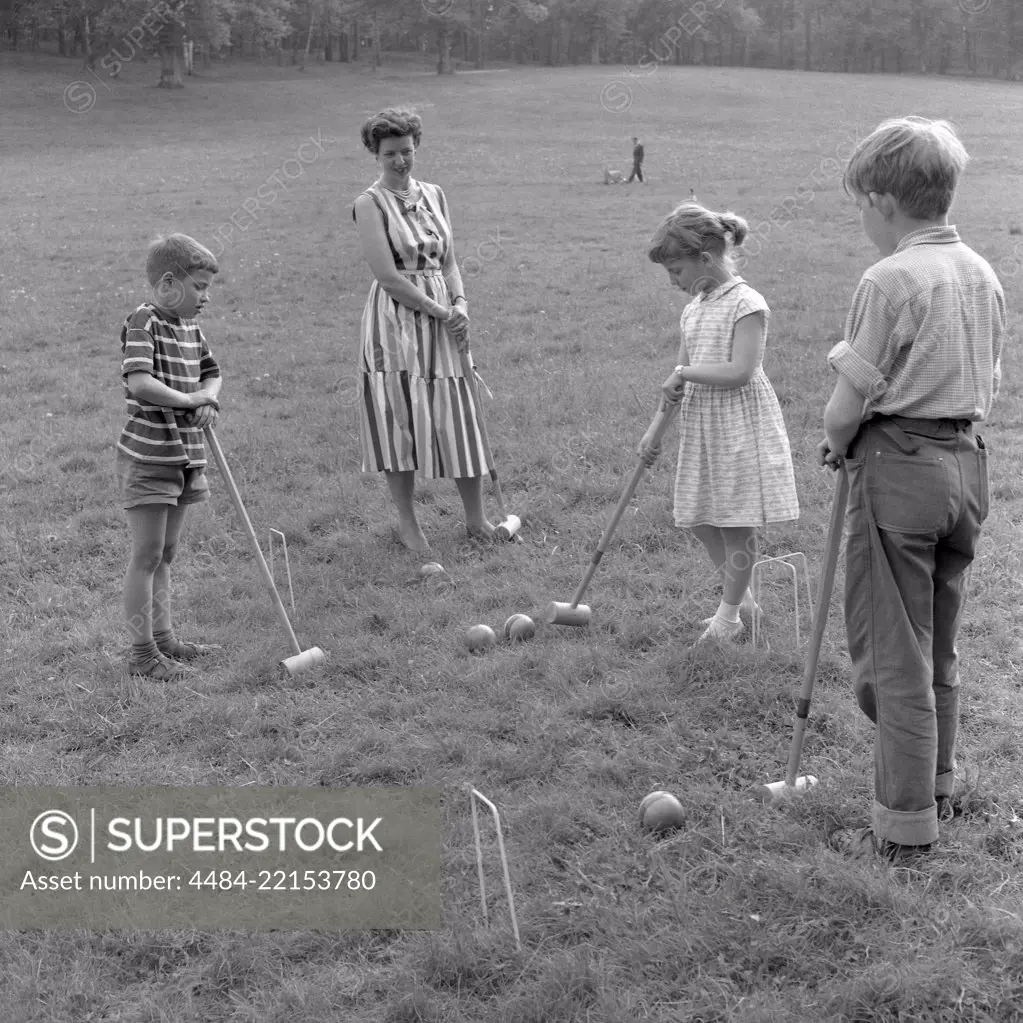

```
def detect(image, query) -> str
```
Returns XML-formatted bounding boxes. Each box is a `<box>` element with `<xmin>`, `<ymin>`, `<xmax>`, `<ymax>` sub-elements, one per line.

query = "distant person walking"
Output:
<box><xmin>627</xmin><ymin>137</ymin><xmax>645</xmax><ymax>183</ymax></box>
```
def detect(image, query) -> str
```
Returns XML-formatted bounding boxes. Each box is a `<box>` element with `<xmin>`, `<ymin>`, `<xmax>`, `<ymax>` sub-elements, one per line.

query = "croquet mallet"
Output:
<box><xmin>460</xmin><ymin>349</ymin><xmax>521</xmax><ymax>541</ymax></box>
<box><xmin>545</xmin><ymin>398</ymin><xmax>681</xmax><ymax>627</ymax></box>
<box><xmin>204</xmin><ymin>426</ymin><xmax>326</xmax><ymax>677</ymax></box>
<box><xmin>758</xmin><ymin>465</ymin><xmax>849</xmax><ymax>801</ymax></box>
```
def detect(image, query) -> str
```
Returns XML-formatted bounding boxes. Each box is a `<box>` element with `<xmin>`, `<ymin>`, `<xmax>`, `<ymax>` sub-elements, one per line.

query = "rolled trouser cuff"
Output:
<box><xmin>934</xmin><ymin>769</ymin><xmax>956</xmax><ymax>801</ymax></box>
<box><xmin>873</xmin><ymin>800</ymin><xmax>939</xmax><ymax>847</ymax></box>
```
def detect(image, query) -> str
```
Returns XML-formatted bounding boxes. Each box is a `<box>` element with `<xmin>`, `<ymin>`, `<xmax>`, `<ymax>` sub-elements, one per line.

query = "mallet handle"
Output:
<box><xmin>204</xmin><ymin>427</ymin><xmax>304</xmax><ymax>657</ymax></box>
<box><xmin>784</xmin><ymin>466</ymin><xmax>849</xmax><ymax>787</ymax></box>
<box><xmin>570</xmin><ymin>400</ymin><xmax>680</xmax><ymax>609</ymax></box>
<box><xmin>459</xmin><ymin>350</ymin><xmax>509</xmax><ymax>520</ymax></box>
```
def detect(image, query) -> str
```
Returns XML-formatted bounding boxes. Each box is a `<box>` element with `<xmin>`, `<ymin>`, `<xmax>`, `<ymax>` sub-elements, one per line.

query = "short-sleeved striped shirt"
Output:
<box><xmin>117</xmin><ymin>303</ymin><xmax>220</xmax><ymax>465</ymax></box>
<box><xmin>827</xmin><ymin>226</ymin><xmax>1005</xmax><ymax>421</ymax></box>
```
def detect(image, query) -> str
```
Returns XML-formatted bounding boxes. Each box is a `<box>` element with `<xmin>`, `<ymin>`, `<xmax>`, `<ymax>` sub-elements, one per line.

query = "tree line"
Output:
<box><xmin>3</xmin><ymin>0</ymin><xmax>1020</xmax><ymax>82</ymax></box>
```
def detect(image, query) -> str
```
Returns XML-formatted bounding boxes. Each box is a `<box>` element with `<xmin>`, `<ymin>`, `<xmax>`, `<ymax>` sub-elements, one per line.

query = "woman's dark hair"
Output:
<box><xmin>361</xmin><ymin>108</ymin><xmax>423</xmax><ymax>154</ymax></box>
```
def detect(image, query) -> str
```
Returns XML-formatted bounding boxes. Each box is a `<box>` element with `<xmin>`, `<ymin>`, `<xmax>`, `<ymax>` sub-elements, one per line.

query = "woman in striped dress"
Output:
<box><xmin>638</xmin><ymin>200</ymin><xmax>799</xmax><ymax>644</ymax></box>
<box><xmin>353</xmin><ymin>108</ymin><xmax>493</xmax><ymax>552</ymax></box>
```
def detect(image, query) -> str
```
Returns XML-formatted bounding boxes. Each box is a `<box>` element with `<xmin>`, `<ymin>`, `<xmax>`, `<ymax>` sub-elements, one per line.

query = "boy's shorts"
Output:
<box><xmin>116</xmin><ymin>450</ymin><xmax>210</xmax><ymax>510</ymax></box>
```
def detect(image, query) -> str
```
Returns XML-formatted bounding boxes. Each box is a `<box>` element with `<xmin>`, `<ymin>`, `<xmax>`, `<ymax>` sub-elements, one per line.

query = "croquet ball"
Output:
<box><xmin>465</xmin><ymin>624</ymin><xmax>497</xmax><ymax>653</ymax></box>
<box><xmin>639</xmin><ymin>791</ymin><xmax>685</xmax><ymax>834</ymax></box>
<box><xmin>503</xmin><ymin>614</ymin><xmax>536</xmax><ymax>641</ymax></box>
<box><xmin>420</xmin><ymin>562</ymin><xmax>446</xmax><ymax>577</ymax></box>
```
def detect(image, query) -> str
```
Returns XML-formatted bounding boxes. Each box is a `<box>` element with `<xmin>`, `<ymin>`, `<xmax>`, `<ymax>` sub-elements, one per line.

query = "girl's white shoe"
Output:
<box><xmin>698</xmin><ymin>614</ymin><xmax>746</xmax><ymax>645</ymax></box>
<box><xmin>701</xmin><ymin>593</ymin><xmax>761</xmax><ymax>629</ymax></box>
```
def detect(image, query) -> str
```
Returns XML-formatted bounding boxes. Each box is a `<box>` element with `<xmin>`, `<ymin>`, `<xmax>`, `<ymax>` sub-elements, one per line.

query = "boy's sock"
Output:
<box><xmin>716</xmin><ymin>600</ymin><xmax>741</xmax><ymax>624</ymax></box>
<box><xmin>153</xmin><ymin>628</ymin><xmax>179</xmax><ymax>656</ymax></box>
<box><xmin>130</xmin><ymin>639</ymin><xmax>161</xmax><ymax>665</ymax></box>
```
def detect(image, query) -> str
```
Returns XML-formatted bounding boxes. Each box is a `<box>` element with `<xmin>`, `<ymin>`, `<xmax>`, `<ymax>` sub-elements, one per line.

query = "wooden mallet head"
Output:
<box><xmin>544</xmin><ymin>601</ymin><xmax>591</xmax><ymax>627</ymax></box>
<box><xmin>280</xmin><ymin>646</ymin><xmax>326</xmax><ymax>677</ymax></box>
<box><xmin>495</xmin><ymin>514</ymin><xmax>521</xmax><ymax>541</ymax></box>
<box><xmin>756</xmin><ymin>775</ymin><xmax>818</xmax><ymax>803</ymax></box>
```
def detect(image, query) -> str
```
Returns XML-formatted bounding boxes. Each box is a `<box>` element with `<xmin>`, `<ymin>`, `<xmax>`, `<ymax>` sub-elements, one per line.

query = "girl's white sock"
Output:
<box><xmin>716</xmin><ymin>600</ymin><xmax>741</xmax><ymax>624</ymax></box>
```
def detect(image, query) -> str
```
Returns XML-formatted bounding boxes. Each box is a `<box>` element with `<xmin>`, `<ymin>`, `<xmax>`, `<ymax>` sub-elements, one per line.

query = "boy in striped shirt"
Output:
<box><xmin>117</xmin><ymin>234</ymin><xmax>223</xmax><ymax>681</ymax></box>
<box><xmin>818</xmin><ymin>118</ymin><xmax>1005</xmax><ymax>863</ymax></box>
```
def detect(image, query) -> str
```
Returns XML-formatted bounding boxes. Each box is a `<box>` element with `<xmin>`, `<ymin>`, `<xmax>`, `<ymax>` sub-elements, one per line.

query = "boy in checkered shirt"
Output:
<box><xmin>117</xmin><ymin>234</ymin><xmax>223</xmax><ymax>682</ymax></box>
<box><xmin>817</xmin><ymin>117</ymin><xmax>1006</xmax><ymax>863</ymax></box>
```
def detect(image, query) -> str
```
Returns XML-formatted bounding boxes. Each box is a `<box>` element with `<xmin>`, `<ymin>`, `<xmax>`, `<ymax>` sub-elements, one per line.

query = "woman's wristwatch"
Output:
<box><xmin>673</xmin><ymin>365</ymin><xmax>687</xmax><ymax>379</ymax></box>
<box><xmin>452</xmin><ymin>295</ymin><xmax>467</xmax><ymax>307</ymax></box>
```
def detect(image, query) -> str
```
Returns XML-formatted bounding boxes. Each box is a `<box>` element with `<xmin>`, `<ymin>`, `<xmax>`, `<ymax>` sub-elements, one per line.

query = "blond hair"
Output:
<box><xmin>843</xmin><ymin>116</ymin><xmax>969</xmax><ymax>219</ymax></box>
<box><xmin>647</xmin><ymin>201</ymin><xmax>748</xmax><ymax>270</ymax></box>
<box><xmin>145</xmin><ymin>233</ymin><xmax>219</xmax><ymax>286</ymax></box>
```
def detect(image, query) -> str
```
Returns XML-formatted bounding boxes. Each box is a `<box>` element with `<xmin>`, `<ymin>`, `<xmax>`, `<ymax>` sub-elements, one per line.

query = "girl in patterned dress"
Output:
<box><xmin>353</xmin><ymin>108</ymin><xmax>494</xmax><ymax>552</ymax></box>
<box><xmin>638</xmin><ymin>201</ymin><xmax>799</xmax><ymax>644</ymax></box>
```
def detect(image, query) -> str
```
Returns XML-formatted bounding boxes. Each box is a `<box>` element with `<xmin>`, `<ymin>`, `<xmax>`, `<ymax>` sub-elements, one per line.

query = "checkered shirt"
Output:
<box><xmin>827</xmin><ymin>225</ymin><xmax>1005</xmax><ymax>421</ymax></box>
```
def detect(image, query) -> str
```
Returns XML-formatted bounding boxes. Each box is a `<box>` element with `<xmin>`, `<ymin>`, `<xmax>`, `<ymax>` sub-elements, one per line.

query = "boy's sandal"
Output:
<box><xmin>829</xmin><ymin>826</ymin><xmax>932</xmax><ymax>865</ymax></box>
<box><xmin>128</xmin><ymin>653</ymin><xmax>191</xmax><ymax>682</ymax></box>
<box><xmin>157</xmin><ymin>640</ymin><xmax>222</xmax><ymax>661</ymax></box>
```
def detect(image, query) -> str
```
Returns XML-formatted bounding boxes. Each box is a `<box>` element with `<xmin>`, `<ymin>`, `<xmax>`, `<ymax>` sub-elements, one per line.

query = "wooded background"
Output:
<box><xmin>3</xmin><ymin>0</ymin><xmax>1020</xmax><ymax>85</ymax></box>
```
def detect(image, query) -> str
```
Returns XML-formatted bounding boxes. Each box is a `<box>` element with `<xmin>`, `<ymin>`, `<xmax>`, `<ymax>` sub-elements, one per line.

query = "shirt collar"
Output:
<box><xmin>148</xmin><ymin>301</ymin><xmax>182</xmax><ymax>322</ymax></box>
<box><xmin>894</xmin><ymin>225</ymin><xmax>960</xmax><ymax>253</ymax></box>
<box><xmin>697</xmin><ymin>276</ymin><xmax>745</xmax><ymax>302</ymax></box>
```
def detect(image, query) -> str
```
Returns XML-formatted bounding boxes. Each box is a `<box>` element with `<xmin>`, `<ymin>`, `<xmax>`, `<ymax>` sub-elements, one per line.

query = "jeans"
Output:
<box><xmin>843</xmin><ymin>416</ymin><xmax>989</xmax><ymax>846</ymax></box>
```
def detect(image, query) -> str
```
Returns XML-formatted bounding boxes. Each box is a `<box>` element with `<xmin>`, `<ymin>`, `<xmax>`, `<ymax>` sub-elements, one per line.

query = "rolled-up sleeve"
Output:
<box><xmin>991</xmin><ymin>289</ymin><xmax>1006</xmax><ymax>405</ymax></box>
<box><xmin>827</xmin><ymin>277</ymin><xmax>899</xmax><ymax>401</ymax></box>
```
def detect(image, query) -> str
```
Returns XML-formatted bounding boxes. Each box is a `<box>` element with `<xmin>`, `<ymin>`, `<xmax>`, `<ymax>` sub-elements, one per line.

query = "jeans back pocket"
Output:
<box><xmin>868</xmin><ymin>452</ymin><xmax>950</xmax><ymax>534</ymax></box>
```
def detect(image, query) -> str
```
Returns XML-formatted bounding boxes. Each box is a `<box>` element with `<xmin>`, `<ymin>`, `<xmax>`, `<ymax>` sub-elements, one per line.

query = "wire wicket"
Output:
<box><xmin>469</xmin><ymin>786</ymin><xmax>521</xmax><ymax>951</ymax></box>
<box><xmin>268</xmin><ymin>528</ymin><xmax>295</xmax><ymax>614</ymax></box>
<box><xmin>750</xmin><ymin>552</ymin><xmax>812</xmax><ymax>650</ymax></box>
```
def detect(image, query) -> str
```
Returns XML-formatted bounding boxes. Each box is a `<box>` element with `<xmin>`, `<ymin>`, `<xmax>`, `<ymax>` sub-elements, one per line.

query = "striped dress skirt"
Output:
<box><xmin>358</xmin><ymin>268</ymin><xmax>490</xmax><ymax>479</ymax></box>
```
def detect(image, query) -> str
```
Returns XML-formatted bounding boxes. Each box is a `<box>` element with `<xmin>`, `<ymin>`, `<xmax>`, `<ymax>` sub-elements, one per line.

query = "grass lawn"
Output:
<box><xmin>1</xmin><ymin>48</ymin><xmax>1022</xmax><ymax>1022</ymax></box>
